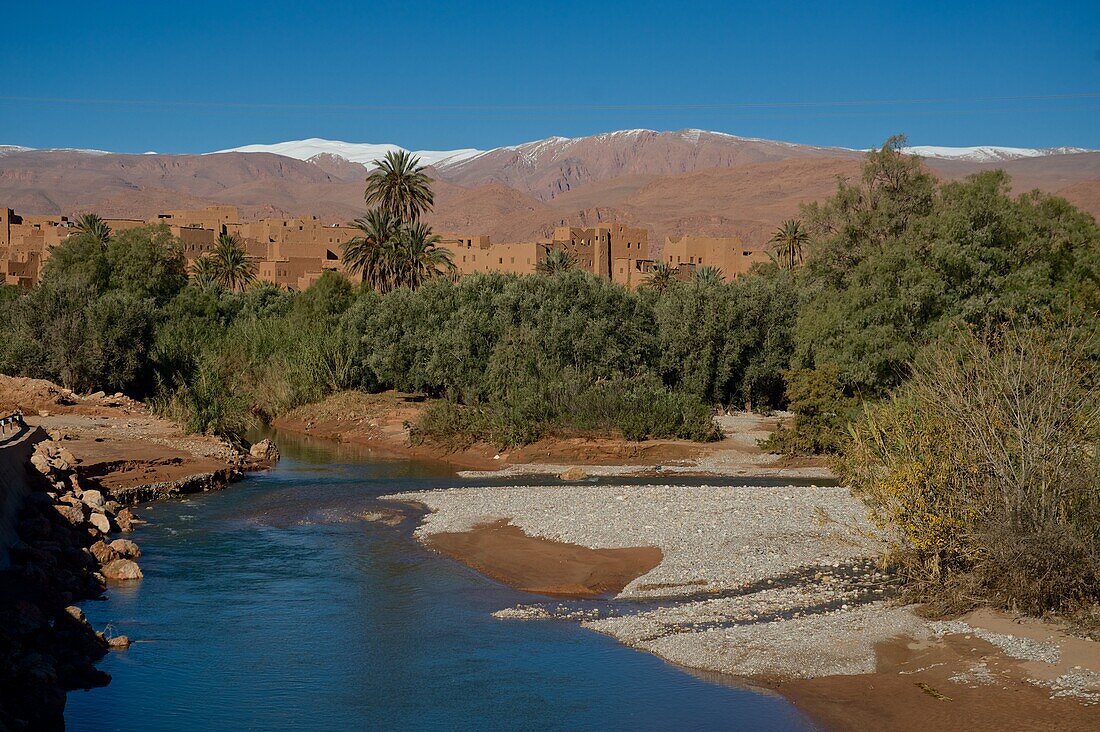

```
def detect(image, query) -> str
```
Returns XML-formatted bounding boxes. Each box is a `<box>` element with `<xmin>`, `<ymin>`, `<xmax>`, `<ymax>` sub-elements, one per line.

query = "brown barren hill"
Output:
<box><xmin>2</xmin><ymin>138</ymin><xmax>1096</xmax><ymax>242</ymax></box>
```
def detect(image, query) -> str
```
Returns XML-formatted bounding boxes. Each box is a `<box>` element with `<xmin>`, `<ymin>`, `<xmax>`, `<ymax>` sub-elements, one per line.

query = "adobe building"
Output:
<box><xmin>438</xmin><ymin>232</ymin><xmax>543</xmax><ymax>276</ymax></box>
<box><xmin>548</xmin><ymin>223</ymin><xmax>652</xmax><ymax>287</ymax></box>
<box><xmin>662</xmin><ymin>235</ymin><xmax>770</xmax><ymax>282</ymax></box>
<box><xmin>1</xmin><ymin>203</ymin><xmax>675</xmax><ymax>292</ymax></box>
<box><xmin>1</xmin><ymin>209</ymin><xmax>70</xmax><ymax>287</ymax></box>
<box><xmin>157</xmin><ymin>206</ymin><xmax>240</xmax><ymax>232</ymax></box>
<box><xmin>0</xmin><ymin>205</ymin><xmax>362</xmax><ymax>290</ymax></box>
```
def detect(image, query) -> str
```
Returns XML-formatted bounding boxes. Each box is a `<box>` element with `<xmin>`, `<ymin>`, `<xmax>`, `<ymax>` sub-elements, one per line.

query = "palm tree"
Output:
<box><xmin>209</xmin><ymin>233</ymin><xmax>256</xmax><ymax>291</ymax></box>
<box><xmin>769</xmin><ymin>219</ymin><xmax>809</xmax><ymax>271</ymax></box>
<box><xmin>694</xmin><ymin>265</ymin><xmax>724</xmax><ymax>286</ymax></box>
<box><xmin>390</xmin><ymin>223</ymin><xmax>454</xmax><ymax>290</ymax></box>
<box><xmin>364</xmin><ymin>150</ymin><xmax>435</xmax><ymax>224</ymax></box>
<box><xmin>536</xmin><ymin>246</ymin><xmax>577</xmax><ymax>275</ymax></box>
<box><xmin>343</xmin><ymin>208</ymin><xmax>400</xmax><ymax>291</ymax></box>
<box><xmin>74</xmin><ymin>213</ymin><xmax>111</xmax><ymax>244</ymax></box>
<box><xmin>644</xmin><ymin>261</ymin><xmax>676</xmax><ymax>293</ymax></box>
<box><xmin>189</xmin><ymin>255</ymin><xmax>220</xmax><ymax>289</ymax></box>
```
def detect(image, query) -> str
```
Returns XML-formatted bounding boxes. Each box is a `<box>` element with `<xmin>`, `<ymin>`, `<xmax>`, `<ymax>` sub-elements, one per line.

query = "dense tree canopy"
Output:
<box><xmin>792</xmin><ymin>137</ymin><xmax>1100</xmax><ymax>395</ymax></box>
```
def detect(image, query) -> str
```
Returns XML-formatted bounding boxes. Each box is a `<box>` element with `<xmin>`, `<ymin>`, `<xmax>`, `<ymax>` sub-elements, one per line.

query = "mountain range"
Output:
<box><xmin>2</xmin><ymin>130</ymin><xmax>1098</xmax><ymax>248</ymax></box>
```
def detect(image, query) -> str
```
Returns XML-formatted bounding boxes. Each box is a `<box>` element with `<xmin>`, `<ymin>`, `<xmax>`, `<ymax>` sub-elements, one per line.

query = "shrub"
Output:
<box><xmin>762</xmin><ymin>364</ymin><xmax>854</xmax><ymax>455</ymax></box>
<box><xmin>410</xmin><ymin>373</ymin><xmax>719</xmax><ymax>450</ymax></box>
<box><xmin>837</xmin><ymin>324</ymin><xmax>1100</xmax><ymax>615</ymax></box>
<box><xmin>152</xmin><ymin>358</ymin><xmax>251</xmax><ymax>443</ymax></box>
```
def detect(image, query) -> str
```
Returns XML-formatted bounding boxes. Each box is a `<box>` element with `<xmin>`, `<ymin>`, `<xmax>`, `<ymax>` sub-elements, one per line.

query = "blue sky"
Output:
<box><xmin>2</xmin><ymin>1</ymin><xmax>1098</xmax><ymax>153</ymax></box>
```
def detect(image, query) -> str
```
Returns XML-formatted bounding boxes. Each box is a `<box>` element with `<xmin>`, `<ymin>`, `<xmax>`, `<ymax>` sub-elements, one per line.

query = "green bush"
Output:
<box><xmin>761</xmin><ymin>364</ymin><xmax>855</xmax><ymax>455</ymax></box>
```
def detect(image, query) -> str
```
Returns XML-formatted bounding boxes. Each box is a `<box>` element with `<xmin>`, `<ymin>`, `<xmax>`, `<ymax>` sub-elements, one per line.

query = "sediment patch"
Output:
<box><xmin>427</xmin><ymin>519</ymin><xmax>662</xmax><ymax>598</ymax></box>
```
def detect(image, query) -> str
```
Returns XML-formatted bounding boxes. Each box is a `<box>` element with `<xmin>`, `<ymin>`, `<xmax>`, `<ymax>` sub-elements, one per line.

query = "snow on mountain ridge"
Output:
<box><xmin>900</xmin><ymin>145</ymin><xmax>1092</xmax><ymax>162</ymax></box>
<box><xmin>212</xmin><ymin>138</ymin><xmax>484</xmax><ymax>168</ymax></box>
<box><xmin>5</xmin><ymin>134</ymin><xmax>1094</xmax><ymax>169</ymax></box>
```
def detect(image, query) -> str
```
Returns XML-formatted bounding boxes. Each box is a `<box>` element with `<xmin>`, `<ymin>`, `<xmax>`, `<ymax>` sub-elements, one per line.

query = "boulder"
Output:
<box><xmin>64</xmin><ymin>605</ymin><xmax>88</xmax><ymax>624</ymax></box>
<box><xmin>89</xmin><ymin>540</ymin><xmax>120</xmax><ymax>565</ymax></box>
<box><xmin>30</xmin><ymin>452</ymin><xmax>53</xmax><ymax>476</ymax></box>
<box><xmin>88</xmin><ymin>512</ymin><xmax>111</xmax><ymax>534</ymax></box>
<box><xmin>108</xmin><ymin>539</ymin><xmax>141</xmax><ymax>560</ymax></box>
<box><xmin>115</xmin><ymin>508</ymin><xmax>137</xmax><ymax>533</ymax></box>
<box><xmin>88</xmin><ymin>391</ymin><xmax>106</xmax><ymax>400</ymax></box>
<box><xmin>101</xmin><ymin>559</ymin><xmax>143</xmax><ymax>582</ymax></box>
<box><xmin>558</xmin><ymin>467</ymin><xmax>589</xmax><ymax>481</ymax></box>
<box><xmin>107</xmin><ymin>635</ymin><xmax>131</xmax><ymax>650</ymax></box>
<box><xmin>53</xmin><ymin>503</ymin><xmax>86</xmax><ymax>526</ymax></box>
<box><xmin>81</xmin><ymin>489</ymin><xmax>106</xmax><ymax>510</ymax></box>
<box><xmin>249</xmin><ymin>439</ymin><xmax>280</xmax><ymax>463</ymax></box>
<box><xmin>53</xmin><ymin>447</ymin><xmax>77</xmax><ymax>472</ymax></box>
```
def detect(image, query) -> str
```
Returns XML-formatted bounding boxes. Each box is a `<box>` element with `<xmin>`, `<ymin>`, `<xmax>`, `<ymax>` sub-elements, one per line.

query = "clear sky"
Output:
<box><xmin>2</xmin><ymin>1</ymin><xmax>1098</xmax><ymax>153</ymax></box>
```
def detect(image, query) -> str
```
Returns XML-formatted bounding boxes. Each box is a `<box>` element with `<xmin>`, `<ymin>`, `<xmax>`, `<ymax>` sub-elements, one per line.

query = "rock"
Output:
<box><xmin>88</xmin><ymin>512</ymin><xmax>111</xmax><ymax>534</ymax></box>
<box><xmin>115</xmin><ymin>508</ymin><xmax>137</xmax><ymax>533</ymax></box>
<box><xmin>89</xmin><ymin>391</ymin><xmax>106</xmax><ymax>400</ymax></box>
<box><xmin>559</xmin><ymin>467</ymin><xmax>589</xmax><ymax>481</ymax></box>
<box><xmin>53</xmin><ymin>503</ymin><xmax>85</xmax><ymax>526</ymax></box>
<box><xmin>105</xmin><ymin>500</ymin><xmax>122</xmax><ymax>515</ymax></box>
<box><xmin>89</xmin><ymin>541</ymin><xmax>120</xmax><ymax>564</ymax></box>
<box><xmin>81</xmin><ymin>489</ymin><xmax>106</xmax><ymax>510</ymax></box>
<box><xmin>101</xmin><ymin>559</ymin><xmax>143</xmax><ymax>582</ymax></box>
<box><xmin>30</xmin><ymin>452</ymin><xmax>53</xmax><ymax>475</ymax></box>
<box><xmin>54</xmin><ymin>447</ymin><xmax>77</xmax><ymax>471</ymax></box>
<box><xmin>39</xmin><ymin>410</ymin><xmax>51</xmax><ymax>418</ymax></box>
<box><xmin>249</xmin><ymin>439</ymin><xmax>280</xmax><ymax>463</ymax></box>
<box><xmin>64</xmin><ymin>605</ymin><xmax>87</xmax><ymax>624</ymax></box>
<box><xmin>108</xmin><ymin>539</ymin><xmax>141</xmax><ymax>559</ymax></box>
<box><xmin>107</xmin><ymin>635</ymin><xmax>131</xmax><ymax>650</ymax></box>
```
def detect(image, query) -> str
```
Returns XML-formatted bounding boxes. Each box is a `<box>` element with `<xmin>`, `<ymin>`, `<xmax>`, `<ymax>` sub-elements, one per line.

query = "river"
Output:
<box><xmin>66</xmin><ymin>432</ymin><xmax>813</xmax><ymax>731</ymax></box>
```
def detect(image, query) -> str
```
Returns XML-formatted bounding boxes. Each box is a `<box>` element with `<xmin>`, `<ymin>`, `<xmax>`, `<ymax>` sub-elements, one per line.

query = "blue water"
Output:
<box><xmin>66</xmin><ymin>433</ymin><xmax>813</xmax><ymax>731</ymax></box>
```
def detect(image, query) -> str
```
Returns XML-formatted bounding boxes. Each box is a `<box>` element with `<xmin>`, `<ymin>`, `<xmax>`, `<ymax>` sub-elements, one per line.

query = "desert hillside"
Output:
<box><xmin>2</xmin><ymin>133</ymin><xmax>1098</xmax><ymax>249</ymax></box>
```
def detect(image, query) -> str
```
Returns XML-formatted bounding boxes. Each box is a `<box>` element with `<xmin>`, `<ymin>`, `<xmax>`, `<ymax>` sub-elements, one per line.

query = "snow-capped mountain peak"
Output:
<box><xmin>899</xmin><ymin>145</ymin><xmax>1092</xmax><ymax>162</ymax></box>
<box><xmin>211</xmin><ymin>138</ymin><xmax>483</xmax><ymax>168</ymax></box>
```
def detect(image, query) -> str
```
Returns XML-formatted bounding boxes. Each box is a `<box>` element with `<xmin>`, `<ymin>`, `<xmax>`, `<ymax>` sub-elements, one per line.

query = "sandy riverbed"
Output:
<box><xmin>386</xmin><ymin>482</ymin><xmax>1100</xmax><ymax>730</ymax></box>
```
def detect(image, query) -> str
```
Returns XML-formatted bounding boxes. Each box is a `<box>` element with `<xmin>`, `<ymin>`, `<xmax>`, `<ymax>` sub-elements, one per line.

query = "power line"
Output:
<box><xmin>1</xmin><ymin>92</ymin><xmax>1099</xmax><ymax>113</ymax></box>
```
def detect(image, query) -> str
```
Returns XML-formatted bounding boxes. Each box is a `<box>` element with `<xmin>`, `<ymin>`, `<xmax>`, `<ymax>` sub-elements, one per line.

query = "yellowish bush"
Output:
<box><xmin>837</xmin><ymin>324</ymin><xmax>1100</xmax><ymax>614</ymax></box>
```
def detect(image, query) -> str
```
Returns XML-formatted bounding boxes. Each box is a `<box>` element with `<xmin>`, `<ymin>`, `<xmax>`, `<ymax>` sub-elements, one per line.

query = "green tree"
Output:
<box><xmin>768</xmin><ymin>219</ymin><xmax>808</xmax><ymax>271</ymax></box>
<box><xmin>190</xmin><ymin>255</ymin><xmax>220</xmax><ymax>289</ymax></box>
<box><xmin>536</xmin><ymin>246</ymin><xmax>577</xmax><ymax>275</ymax></box>
<box><xmin>209</xmin><ymin>233</ymin><xmax>256</xmax><ymax>292</ymax></box>
<box><xmin>694</xmin><ymin>265</ymin><xmax>724</xmax><ymax>286</ymax></box>
<box><xmin>791</xmin><ymin>136</ymin><xmax>1098</xmax><ymax>396</ymax></box>
<box><xmin>74</xmin><ymin>213</ymin><xmax>112</xmax><ymax>244</ymax></box>
<box><xmin>364</xmin><ymin>150</ymin><xmax>434</xmax><ymax>224</ymax></box>
<box><xmin>391</xmin><ymin>223</ymin><xmax>454</xmax><ymax>291</ymax></box>
<box><xmin>761</xmin><ymin>365</ymin><xmax>854</xmax><ymax>455</ymax></box>
<box><xmin>104</xmin><ymin>224</ymin><xmax>188</xmax><ymax>305</ymax></box>
<box><xmin>343</xmin><ymin>208</ymin><xmax>399</xmax><ymax>291</ymax></box>
<box><xmin>644</xmin><ymin>261</ymin><xmax>676</xmax><ymax>294</ymax></box>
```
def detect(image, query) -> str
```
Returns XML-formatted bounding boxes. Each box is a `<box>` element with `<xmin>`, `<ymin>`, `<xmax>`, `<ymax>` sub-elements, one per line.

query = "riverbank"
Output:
<box><xmin>275</xmin><ymin>390</ymin><xmax>831</xmax><ymax>479</ymax></box>
<box><xmin>385</xmin><ymin>483</ymin><xmax>1100</xmax><ymax>731</ymax></box>
<box><xmin>0</xmin><ymin>375</ymin><xmax>277</xmax><ymax>729</ymax></box>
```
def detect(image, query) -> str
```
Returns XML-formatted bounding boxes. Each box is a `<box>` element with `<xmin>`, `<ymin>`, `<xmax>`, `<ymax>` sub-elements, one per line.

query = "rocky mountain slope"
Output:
<box><xmin>2</xmin><ymin>131</ymin><xmax>1097</xmax><ymax>248</ymax></box>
